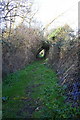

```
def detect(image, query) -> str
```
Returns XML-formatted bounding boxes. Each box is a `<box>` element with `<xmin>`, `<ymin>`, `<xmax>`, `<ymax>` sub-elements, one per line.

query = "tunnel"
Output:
<box><xmin>36</xmin><ymin>41</ymin><xmax>50</xmax><ymax>59</ymax></box>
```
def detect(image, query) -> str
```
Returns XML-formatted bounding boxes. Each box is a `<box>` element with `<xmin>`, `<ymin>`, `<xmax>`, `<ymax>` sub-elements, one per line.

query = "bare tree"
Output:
<box><xmin>0</xmin><ymin>0</ymin><xmax>38</xmax><ymax>42</ymax></box>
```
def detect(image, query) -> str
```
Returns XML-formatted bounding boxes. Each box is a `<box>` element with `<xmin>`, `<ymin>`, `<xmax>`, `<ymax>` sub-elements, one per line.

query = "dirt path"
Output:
<box><xmin>17</xmin><ymin>83</ymin><xmax>43</xmax><ymax>118</ymax></box>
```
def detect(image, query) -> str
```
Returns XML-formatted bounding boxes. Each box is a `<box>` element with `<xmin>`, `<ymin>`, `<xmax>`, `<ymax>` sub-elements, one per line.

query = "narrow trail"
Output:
<box><xmin>16</xmin><ymin>61</ymin><xmax>56</xmax><ymax>118</ymax></box>
<box><xmin>3</xmin><ymin>60</ymin><xmax>59</xmax><ymax>118</ymax></box>
<box><xmin>17</xmin><ymin>83</ymin><xmax>43</xmax><ymax>118</ymax></box>
<box><xmin>3</xmin><ymin>60</ymin><xmax>80</xmax><ymax>119</ymax></box>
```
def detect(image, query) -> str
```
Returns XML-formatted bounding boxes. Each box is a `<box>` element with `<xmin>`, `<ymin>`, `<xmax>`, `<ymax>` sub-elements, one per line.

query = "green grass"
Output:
<box><xmin>2</xmin><ymin>60</ymin><xmax>79</xmax><ymax>119</ymax></box>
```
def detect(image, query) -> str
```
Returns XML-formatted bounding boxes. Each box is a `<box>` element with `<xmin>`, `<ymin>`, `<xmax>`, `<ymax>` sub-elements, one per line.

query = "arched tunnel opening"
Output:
<box><xmin>36</xmin><ymin>41</ymin><xmax>50</xmax><ymax>59</ymax></box>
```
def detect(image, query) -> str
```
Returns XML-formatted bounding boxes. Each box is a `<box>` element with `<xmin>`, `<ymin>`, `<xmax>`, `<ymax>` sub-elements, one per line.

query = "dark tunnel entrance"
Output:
<box><xmin>36</xmin><ymin>42</ymin><xmax>50</xmax><ymax>59</ymax></box>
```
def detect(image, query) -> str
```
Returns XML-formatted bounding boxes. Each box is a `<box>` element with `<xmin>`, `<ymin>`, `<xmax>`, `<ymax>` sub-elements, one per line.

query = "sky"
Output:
<box><xmin>2</xmin><ymin>0</ymin><xmax>79</xmax><ymax>32</ymax></box>
<box><xmin>33</xmin><ymin>0</ymin><xmax>79</xmax><ymax>30</ymax></box>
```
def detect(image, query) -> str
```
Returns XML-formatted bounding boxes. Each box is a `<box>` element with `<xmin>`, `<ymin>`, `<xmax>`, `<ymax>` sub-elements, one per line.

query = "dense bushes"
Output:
<box><xmin>2</xmin><ymin>25</ymin><xmax>44</xmax><ymax>77</ymax></box>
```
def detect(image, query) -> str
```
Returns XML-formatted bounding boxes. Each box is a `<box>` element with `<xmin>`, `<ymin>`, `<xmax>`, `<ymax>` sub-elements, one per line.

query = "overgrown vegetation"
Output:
<box><xmin>1</xmin><ymin>0</ymin><xmax>80</xmax><ymax>118</ymax></box>
<box><xmin>48</xmin><ymin>24</ymin><xmax>80</xmax><ymax>108</ymax></box>
<box><xmin>48</xmin><ymin>24</ymin><xmax>74</xmax><ymax>41</ymax></box>
<box><xmin>2</xmin><ymin>60</ymin><xmax>80</xmax><ymax>119</ymax></box>
<box><xmin>1</xmin><ymin>0</ymin><xmax>46</xmax><ymax>77</ymax></box>
<box><xmin>2</xmin><ymin>24</ymin><xmax>45</xmax><ymax>76</ymax></box>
